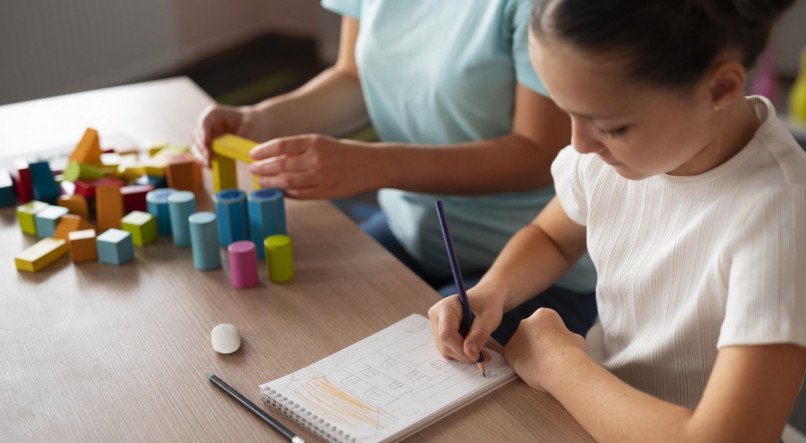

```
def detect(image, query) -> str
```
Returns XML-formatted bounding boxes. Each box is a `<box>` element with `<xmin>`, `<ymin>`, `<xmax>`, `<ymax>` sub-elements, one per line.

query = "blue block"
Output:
<box><xmin>168</xmin><ymin>191</ymin><xmax>196</xmax><ymax>247</ymax></box>
<box><xmin>189</xmin><ymin>212</ymin><xmax>221</xmax><ymax>271</ymax></box>
<box><xmin>213</xmin><ymin>189</ymin><xmax>249</xmax><ymax>247</ymax></box>
<box><xmin>97</xmin><ymin>229</ymin><xmax>134</xmax><ymax>265</ymax></box>
<box><xmin>248</xmin><ymin>188</ymin><xmax>286</xmax><ymax>260</ymax></box>
<box><xmin>135</xmin><ymin>174</ymin><xmax>168</xmax><ymax>189</ymax></box>
<box><xmin>0</xmin><ymin>169</ymin><xmax>14</xmax><ymax>206</ymax></box>
<box><xmin>34</xmin><ymin>205</ymin><xmax>69</xmax><ymax>238</ymax></box>
<box><xmin>28</xmin><ymin>161</ymin><xmax>59</xmax><ymax>204</ymax></box>
<box><xmin>146</xmin><ymin>188</ymin><xmax>176</xmax><ymax>236</ymax></box>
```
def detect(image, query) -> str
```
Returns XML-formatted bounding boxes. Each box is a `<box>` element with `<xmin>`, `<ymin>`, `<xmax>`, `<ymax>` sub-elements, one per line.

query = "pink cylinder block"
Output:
<box><xmin>227</xmin><ymin>240</ymin><xmax>259</xmax><ymax>288</ymax></box>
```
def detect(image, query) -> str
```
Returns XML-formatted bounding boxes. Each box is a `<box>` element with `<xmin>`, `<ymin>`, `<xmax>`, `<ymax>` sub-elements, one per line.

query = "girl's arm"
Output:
<box><xmin>430</xmin><ymin>197</ymin><xmax>587</xmax><ymax>363</ymax></box>
<box><xmin>507</xmin><ymin>311</ymin><xmax>806</xmax><ymax>443</ymax></box>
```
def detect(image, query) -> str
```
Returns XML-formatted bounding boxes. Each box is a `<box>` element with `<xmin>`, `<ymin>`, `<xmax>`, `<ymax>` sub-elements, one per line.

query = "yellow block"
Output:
<box><xmin>212</xmin><ymin>134</ymin><xmax>257</xmax><ymax>163</ymax></box>
<box><xmin>15</xmin><ymin>237</ymin><xmax>69</xmax><ymax>272</ymax></box>
<box><xmin>211</xmin><ymin>154</ymin><xmax>237</xmax><ymax>193</ymax></box>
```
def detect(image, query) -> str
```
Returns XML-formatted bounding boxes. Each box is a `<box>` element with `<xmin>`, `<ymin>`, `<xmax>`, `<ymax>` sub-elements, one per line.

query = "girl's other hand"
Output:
<box><xmin>505</xmin><ymin>307</ymin><xmax>585</xmax><ymax>391</ymax></box>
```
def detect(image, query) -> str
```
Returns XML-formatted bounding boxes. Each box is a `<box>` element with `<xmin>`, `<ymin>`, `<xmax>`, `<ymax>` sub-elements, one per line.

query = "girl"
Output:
<box><xmin>193</xmin><ymin>0</ymin><xmax>597</xmax><ymax>339</ymax></box>
<box><xmin>429</xmin><ymin>0</ymin><xmax>806</xmax><ymax>440</ymax></box>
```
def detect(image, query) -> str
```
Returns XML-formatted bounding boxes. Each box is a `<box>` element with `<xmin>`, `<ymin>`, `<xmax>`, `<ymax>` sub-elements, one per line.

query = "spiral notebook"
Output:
<box><xmin>260</xmin><ymin>314</ymin><xmax>515</xmax><ymax>443</ymax></box>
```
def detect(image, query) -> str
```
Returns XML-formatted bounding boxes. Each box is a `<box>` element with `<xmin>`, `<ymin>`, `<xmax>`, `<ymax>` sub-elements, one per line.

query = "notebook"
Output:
<box><xmin>260</xmin><ymin>313</ymin><xmax>516</xmax><ymax>443</ymax></box>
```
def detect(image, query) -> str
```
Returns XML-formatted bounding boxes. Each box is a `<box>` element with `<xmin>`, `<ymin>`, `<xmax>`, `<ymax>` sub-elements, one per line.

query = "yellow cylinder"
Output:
<box><xmin>265</xmin><ymin>234</ymin><xmax>294</xmax><ymax>283</ymax></box>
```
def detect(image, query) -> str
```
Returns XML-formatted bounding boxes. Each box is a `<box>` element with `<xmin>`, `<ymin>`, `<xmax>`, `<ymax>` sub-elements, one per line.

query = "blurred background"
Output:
<box><xmin>1</xmin><ymin>1</ymin><xmax>805</xmax><ymax>437</ymax></box>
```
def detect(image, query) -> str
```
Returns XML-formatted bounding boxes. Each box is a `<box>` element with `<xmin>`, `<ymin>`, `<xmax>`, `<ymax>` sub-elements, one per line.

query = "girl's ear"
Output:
<box><xmin>704</xmin><ymin>58</ymin><xmax>747</xmax><ymax>111</ymax></box>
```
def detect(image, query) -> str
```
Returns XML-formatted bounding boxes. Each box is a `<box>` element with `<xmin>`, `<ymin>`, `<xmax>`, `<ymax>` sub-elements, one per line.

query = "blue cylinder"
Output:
<box><xmin>168</xmin><ymin>191</ymin><xmax>196</xmax><ymax>247</ymax></box>
<box><xmin>189</xmin><ymin>212</ymin><xmax>221</xmax><ymax>271</ymax></box>
<box><xmin>248</xmin><ymin>188</ymin><xmax>286</xmax><ymax>260</ymax></box>
<box><xmin>146</xmin><ymin>188</ymin><xmax>176</xmax><ymax>235</ymax></box>
<box><xmin>213</xmin><ymin>189</ymin><xmax>249</xmax><ymax>247</ymax></box>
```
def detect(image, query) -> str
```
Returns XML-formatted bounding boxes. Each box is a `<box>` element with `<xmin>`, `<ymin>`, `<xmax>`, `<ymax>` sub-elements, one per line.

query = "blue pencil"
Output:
<box><xmin>435</xmin><ymin>200</ymin><xmax>486</xmax><ymax>377</ymax></box>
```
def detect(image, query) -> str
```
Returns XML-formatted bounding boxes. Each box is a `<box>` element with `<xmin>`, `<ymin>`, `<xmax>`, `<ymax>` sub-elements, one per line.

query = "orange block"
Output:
<box><xmin>54</xmin><ymin>214</ymin><xmax>93</xmax><ymax>242</ymax></box>
<box><xmin>57</xmin><ymin>194</ymin><xmax>90</xmax><ymax>220</ymax></box>
<box><xmin>166</xmin><ymin>158</ymin><xmax>197</xmax><ymax>191</ymax></box>
<box><xmin>68</xmin><ymin>229</ymin><xmax>98</xmax><ymax>262</ymax></box>
<box><xmin>70</xmin><ymin>128</ymin><xmax>102</xmax><ymax>164</ymax></box>
<box><xmin>96</xmin><ymin>183</ymin><xmax>123</xmax><ymax>231</ymax></box>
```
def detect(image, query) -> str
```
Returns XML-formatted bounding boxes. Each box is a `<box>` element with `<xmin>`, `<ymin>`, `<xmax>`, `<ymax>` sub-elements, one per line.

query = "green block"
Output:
<box><xmin>265</xmin><ymin>234</ymin><xmax>294</xmax><ymax>283</ymax></box>
<box><xmin>121</xmin><ymin>211</ymin><xmax>158</xmax><ymax>247</ymax></box>
<box><xmin>17</xmin><ymin>200</ymin><xmax>49</xmax><ymax>236</ymax></box>
<box><xmin>63</xmin><ymin>161</ymin><xmax>105</xmax><ymax>182</ymax></box>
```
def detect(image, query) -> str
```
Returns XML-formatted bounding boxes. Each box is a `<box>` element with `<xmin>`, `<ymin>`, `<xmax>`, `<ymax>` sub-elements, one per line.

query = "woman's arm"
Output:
<box><xmin>507</xmin><ymin>312</ymin><xmax>806</xmax><ymax>443</ymax></box>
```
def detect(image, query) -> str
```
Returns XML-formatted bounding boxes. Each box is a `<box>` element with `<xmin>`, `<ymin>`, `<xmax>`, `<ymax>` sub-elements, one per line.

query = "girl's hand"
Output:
<box><xmin>505</xmin><ymin>308</ymin><xmax>585</xmax><ymax>391</ymax></box>
<box><xmin>192</xmin><ymin>104</ymin><xmax>273</xmax><ymax>166</ymax></box>
<box><xmin>427</xmin><ymin>291</ymin><xmax>504</xmax><ymax>363</ymax></box>
<box><xmin>248</xmin><ymin>134</ymin><xmax>381</xmax><ymax>199</ymax></box>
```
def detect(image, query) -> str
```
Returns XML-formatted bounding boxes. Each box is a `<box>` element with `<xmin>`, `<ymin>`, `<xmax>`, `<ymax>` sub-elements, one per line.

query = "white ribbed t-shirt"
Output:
<box><xmin>551</xmin><ymin>96</ymin><xmax>806</xmax><ymax>409</ymax></box>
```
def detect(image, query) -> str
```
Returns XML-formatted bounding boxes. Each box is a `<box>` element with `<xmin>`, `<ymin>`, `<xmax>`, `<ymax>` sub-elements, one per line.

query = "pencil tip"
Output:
<box><xmin>204</xmin><ymin>371</ymin><xmax>213</xmax><ymax>380</ymax></box>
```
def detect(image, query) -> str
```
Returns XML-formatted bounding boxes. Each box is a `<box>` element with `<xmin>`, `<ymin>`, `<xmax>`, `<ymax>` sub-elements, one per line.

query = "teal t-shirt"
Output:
<box><xmin>322</xmin><ymin>0</ymin><xmax>595</xmax><ymax>292</ymax></box>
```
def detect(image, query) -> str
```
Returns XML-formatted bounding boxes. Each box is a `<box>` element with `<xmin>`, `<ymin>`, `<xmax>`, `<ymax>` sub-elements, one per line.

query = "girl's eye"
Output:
<box><xmin>599</xmin><ymin>126</ymin><xmax>629</xmax><ymax>138</ymax></box>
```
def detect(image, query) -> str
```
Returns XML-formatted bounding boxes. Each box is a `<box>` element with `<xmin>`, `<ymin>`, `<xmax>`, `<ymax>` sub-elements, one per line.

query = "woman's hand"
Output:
<box><xmin>427</xmin><ymin>290</ymin><xmax>505</xmax><ymax>364</ymax></box>
<box><xmin>505</xmin><ymin>308</ymin><xmax>585</xmax><ymax>391</ymax></box>
<box><xmin>248</xmin><ymin>134</ymin><xmax>382</xmax><ymax>199</ymax></box>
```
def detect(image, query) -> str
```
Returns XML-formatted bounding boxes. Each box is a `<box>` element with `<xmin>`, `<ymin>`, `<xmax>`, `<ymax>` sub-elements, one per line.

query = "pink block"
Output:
<box><xmin>228</xmin><ymin>240</ymin><xmax>259</xmax><ymax>288</ymax></box>
<box><xmin>121</xmin><ymin>184</ymin><xmax>155</xmax><ymax>213</ymax></box>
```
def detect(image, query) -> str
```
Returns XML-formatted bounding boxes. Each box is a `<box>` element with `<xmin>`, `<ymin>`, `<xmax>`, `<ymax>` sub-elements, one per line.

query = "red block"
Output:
<box><xmin>74</xmin><ymin>177</ymin><xmax>127</xmax><ymax>199</ymax></box>
<box><xmin>13</xmin><ymin>159</ymin><xmax>33</xmax><ymax>203</ymax></box>
<box><xmin>121</xmin><ymin>184</ymin><xmax>155</xmax><ymax>213</ymax></box>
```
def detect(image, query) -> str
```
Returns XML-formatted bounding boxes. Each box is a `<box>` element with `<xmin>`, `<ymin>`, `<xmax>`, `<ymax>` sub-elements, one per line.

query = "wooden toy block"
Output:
<box><xmin>144</xmin><ymin>158</ymin><xmax>167</xmax><ymax>177</ymax></box>
<box><xmin>189</xmin><ymin>212</ymin><xmax>221</xmax><ymax>271</ymax></box>
<box><xmin>211</xmin><ymin>134</ymin><xmax>261</xmax><ymax>192</ymax></box>
<box><xmin>265</xmin><ymin>234</ymin><xmax>294</xmax><ymax>283</ymax></box>
<box><xmin>57</xmin><ymin>194</ymin><xmax>89</xmax><ymax>220</ymax></box>
<box><xmin>134</xmin><ymin>174</ymin><xmax>167</xmax><ymax>189</ymax></box>
<box><xmin>73</xmin><ymin>176</ymin><xmax>125</xmax><ymax>199</ymax></box>
<box><xmin>54</xmin><ymin>214</ymin><xmax>92</xmax><ymax>241</ymax></box>
<box><xmin>147</xmin><ymin>141</ymin><xmax>167</xmax><ymax>157</ymax></box>
<box><xmin>0</xmin><ymin>169</ymin><xmax>14</xmax><ymax>206</ymax></box>
<box><xmin>96</xmin><ymin>228</ymin><xmax>134</xmax><ymax>265</ymax></box>
<box><xmin>146</xmin><ymin>188</ymin><xmax>176</xmax><ymax>235</ymax></box>
<box><xmin>121</xmin><ymin>211</ymin><xmax>158</xmax><ymax>247</ymax></box>
<box><xmin>68</xmin><ymin>229</ymin><xmax>97</xmax><ymax>262</ymax></box>
<box><xmin>248</xmin><ymin>188</ymin><xmax>286</xmax><ymax>259</ymax></box>
<box><xmin>121</xmin><ymin>184</ymin><xmax>155</xmax><ymax>213</ymax></box>
<box><xmin>13</xmin><ymin>159</ymin><xmax>33</xmax><ymax>203</ymax></box>
<box><xmin>60</xmin><ymin>180</ymin><xmax>76</xmax><ymax>196</ymax></box>
<box><xmin>213</xmin><ymin>189</ymin><xmax>249</xmax><ymax>247</ymax></box>
<box><xmin>34</xmin><ymin>205</ymin><xmax>69</xmax><ymax>238</ymax></box>
<box><xmin>17</xmin><ymin>200</ymin><xmax>49</xmax><ymax>235</ymax></box>
<box><xmin>95</xmin><ymin>183</ymin><xmax>123</xmax><ymax>231</ymax></box>
<box><xmin>165</xmin><ymin>158</ymin><xmax>196</xmax><ymax>191</ymax></box>
<box><xmin>167</xmin><ymin>191</ymin><xmax>196</xmax><ymax>247</ymax></box>
<box><xmin>228</xmin><ymin>240</ymin><xmax>259</xmax><ymax>288</ymax></box>
<box><xmin>70</xmin><ymin>128</ymin><xmax>102</xmax><ymax>164</ymax></box>
<box><xmin>63</xmin><ymin>161</ymin><xmax>104</xmax><ymax>182</ymax></box>
<box><xmin>28</xmin><ymin>161</ymin><xmax>59</xmax><ymax>204</ymax></box>
<box><xmin>15</xmin><ymin>237</ymin><xmax>69</xmax><ymax>272</ymax></box>
<box><xmin>117</xmin><ymin>163</ymin><xmax>146</xmax><ymax>182</ymax></box>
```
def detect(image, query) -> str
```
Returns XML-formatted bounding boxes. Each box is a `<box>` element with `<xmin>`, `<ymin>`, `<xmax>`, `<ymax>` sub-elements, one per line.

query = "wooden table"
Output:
<box><xmin>0</xmin><ymin>77</ymin><xmax>592</xmax><ymax>442</ymax></box>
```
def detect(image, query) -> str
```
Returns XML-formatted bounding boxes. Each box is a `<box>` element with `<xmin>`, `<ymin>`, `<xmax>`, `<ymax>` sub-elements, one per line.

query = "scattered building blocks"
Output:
<box><xmin>13</xmin><ymin>159</ymin><xmax>33</xmax><ymax>204</ymax></box>
<box><xmin>17</xmin><ymin>200</ymin><xmax>49</xmax><ymax>235</ymax></box>
<box><xmin>265</xmin><ymin>234</ymin><xmax>294</xmax><ymax>283</ymax></box>
<box><xmin>54</xmin><ymin>214</ymin><xmax>92</xmax><ymax>241</ymax></box>
<box><xmin>189</xmin><ymin>212</ymin><xmax>221</xmax><ymax>271</ymax></box>
<box><xmin>28</xmin><ymin>161</ymin><xmax>59</xmax><ymax>204</ymax></box>
<box><xmin>0</xmin><ymin>169</ymin><xmax>14</xmax><ymax>206</ymax></box>
<box><xmin>214</xmin><ymin>189</ymin><xmax>250</xmax><ymax>247</ymax></box>
<box><xmin>14</xmin><ymin>237</ymin><xmax>69</xmax><ymax>272</ymax></box>
<box><xmin>167</xmin><ymin>191</ymin><xmax>196</xmax><ymax>247</ymax></box>
<box><xmin>121</xmin><ymin>211</ymin><xmax>158</xmax><ymax>247</ymax></box>
<box><xmin>248</xmin><ymin>188</ymin><xmax>286</xmax><ymax>259</ymax></box>
<box><xmin>68</xmin><ymin>229</ymin><xmax>98</xmax><ymax>262</ymax></box>
<box><xmin>34</xmin><ymin>205</ymin><xmax>69</xmax><ymax>238</ymax></box>
<box><xmin>146</xmin><ymin>188</ymin><xmax>176</xmax><ymax>236</ymax></box>
<box><xmin>96</xmin><ymin>228</ymin><xmax>134</xmax><ymax>265</ymax></box>
<box><xmin>58</xmin><ymin>194</ymin><xmax>90</xmax><ymax>220</ymax></box>
<box><xmin>228</xmin><ymin>240</ymin><xmax>259</xmax><ymax>288</ymax></box>
<box><xmin>70</xmin><ymin>128</ymin><xmax>102</xmax><ymax>164</ymax></box>
<box><xmin>165</xmin><ymin>158</ymin><xmax>197</xmax><ymax>191</ymax></box>
<box><xmin>95</xmin><ymin>183</ymin><xmax>124</xmax><ymax>231</ymax></box>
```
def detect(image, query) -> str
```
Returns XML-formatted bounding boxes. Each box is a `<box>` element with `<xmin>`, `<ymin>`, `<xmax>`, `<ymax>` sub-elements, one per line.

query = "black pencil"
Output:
<box><xmin>205</xmin><ymin>372</ymin><xmax>303</xmax><ymax>442</ymax></box>
<box><xmin>435</xmin><ymin>200</ymin><xmax>486</xmax><ymax>377</ymax></box>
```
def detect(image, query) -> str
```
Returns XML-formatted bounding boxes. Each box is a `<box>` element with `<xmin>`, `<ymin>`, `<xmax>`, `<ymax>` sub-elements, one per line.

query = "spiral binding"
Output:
<box><xmin>261</xmin><ymin>387</ymin><xmax>358</xmax><ymax>443</ymax></box>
